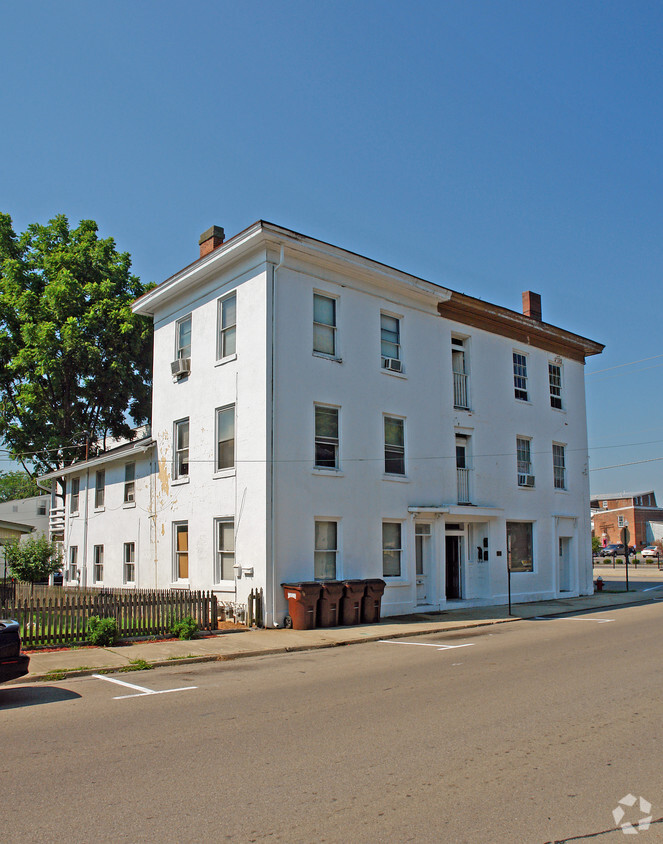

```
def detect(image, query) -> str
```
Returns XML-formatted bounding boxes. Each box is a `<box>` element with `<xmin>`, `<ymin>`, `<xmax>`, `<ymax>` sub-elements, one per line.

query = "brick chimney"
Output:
<box><xmin>199</xmin><ymin>225</ymin><xmax>225</xmax><ymax>258</ymax></box>
<box><xmin>522</xmin><ymin>290</ymin><xmax>542</xmax><ymax>321</ymax></box>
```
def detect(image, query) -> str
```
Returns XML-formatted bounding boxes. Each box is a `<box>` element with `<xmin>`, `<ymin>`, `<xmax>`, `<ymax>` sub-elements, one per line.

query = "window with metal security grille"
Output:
<box><xmin>384</xmin><ymin>416</ymin><xmax>405</xmax><ymax>475</ymax></box>
<box><xmin>70</xmin><ymin>478</ymin><xmax>80</xmax><ymax>514</ymax></box>
<box><xmin>123</xmin><ymin>542</ymin><xmax>135</xmax><ymax>583</ymax></box>
<box><xmin>216</xmin><ymin>405</ymin><xmax>235</xmax><ymax>471</ymax></box>
<box><xmin>93</xmin><ymin>545</ymin><xmax>104</xmax><ymax>583</ymax></box>
<box><xmin>314</xmin><ymin>405</ymin><xmax>339</xmax><ymax>469</ymax></box>
<box><xmin>313</xmin><ymin>293</ymin><xmax>336</xmax><ymax>356</ymax></box>
<box><xmin>218</xmin><ymin>293</ymin><xmax>236</xmax><ymax>359</ymax></box>
<box><xmin>516</xmin><ymin>437</ymin><xmax>534</xmax><ymax>486</ymax></box>
<box><xmin>68</xmin><ymin>546</ymin><xmax>78</xmax><ymax>580</ymax></box>
<box><xmin>549</xmin><ymin>362</ymin><xmax>563</xmax><ymax>409</ymax></box>
<box><xmin>513</xmin><ymin>352</ymin><xmax>528</xmax><ymax>401</ymax></box>
<box><xmin>314</xmin><ymin>521</ymin><xmax>338</xmax><ymax>580</ymax></box>
<box><xmin>380</xmin><ymin>313</ymin><xmax>401</xmax><ymax>368</ymax></box>
<box><xmin>95</xmin><ymin>469</ymin><xmax>105</xmax><ymax>508</ymax></box>
<box><xmin>173</xmin><ymin>523</ymin><xmax>188</xmax><ymax>580</ymax></box>
<box><xmin>176</xmin><ymin>315</ymin><xmax>192</xmax><ymax>360</ymax></box>
<box><xmin>553</xmin><ymin>443</ymin><xmax>566</xmax><ymax>489</ymax></box>
<box><xmin>215</xmin><ymin>519</ymin><xmax>235</xmax><ymax>582</ymax></box>
<box><xmin>456</xmin><ymin>436</ymin><xmax>470</xmax><ymax>503</ymax></box>
<box><xmin>452</xmin><ymin>339</ymin><xmax>469</xmax><ymax>409</ymax></box>
<box><xmin>174</xmin><ymin>418</ymin><xmax>190</xmax><ymax>479</ymax></box>
<box><xmin>124</xmin><ymin>462</ymin><xmax>135</xmax><ymax>503</ymax></box>
<box><xmin>382</xmin><ymin>522</ymin><xmax>402</xmax><ymax>577</ymax></box>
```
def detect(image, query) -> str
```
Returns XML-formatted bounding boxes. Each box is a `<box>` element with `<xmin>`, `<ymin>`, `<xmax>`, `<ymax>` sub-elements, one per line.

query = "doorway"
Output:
<box><xmin>559</xmin><ymin>537</ymin><xmax>572</xmax><ymax>592</ymax></box>
<box><xmin>415</xmin><ymin>523</ymin><xmax>431</xmax><ymax>605</ymax></box>
<box><xmin>445</xmin><ymin>535</ymin><xmax>462</xmax><ymax>599</ymax></box>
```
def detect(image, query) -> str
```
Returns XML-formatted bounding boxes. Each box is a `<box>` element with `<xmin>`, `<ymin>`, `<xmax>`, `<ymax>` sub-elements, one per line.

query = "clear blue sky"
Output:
<box><xmin>1</xmin><ymin>1</ymin><xmax>662</xmax><ymax>497</ymax></box>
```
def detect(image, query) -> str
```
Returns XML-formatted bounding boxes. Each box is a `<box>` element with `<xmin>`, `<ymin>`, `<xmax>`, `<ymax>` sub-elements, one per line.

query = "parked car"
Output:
<box><xmin>0</xmin><ymin>619</ymin><xmax>29</xmax><ymax>683</ymax></box>
<box><xmin>641</xmin><ymin>546</ymin><xmax>660</xmax><ymax>558</ymax></box>
<box><xmin>599</xmin><ymin>543</ymin><xmax>626</xmax><ymax>557</ymax></box>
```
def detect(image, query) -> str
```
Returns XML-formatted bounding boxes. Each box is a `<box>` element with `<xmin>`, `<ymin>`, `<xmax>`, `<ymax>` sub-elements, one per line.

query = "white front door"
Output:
<box><xmin>415</xmin><ymin>523</ymin><xmax>431</xmax><ymax>604</ymax></box>
<box><xmin>559</xmin><ymin>537</ymin><xmax>572</xmax><ymax>592</ymax></box>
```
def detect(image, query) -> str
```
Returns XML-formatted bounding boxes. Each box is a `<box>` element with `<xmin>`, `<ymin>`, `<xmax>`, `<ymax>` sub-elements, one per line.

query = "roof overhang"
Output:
<box><xmin>407</xmin><ymin>505</ymin><xmax>504</xmax><ymax>519</ymax></box>
<box><xmin>39</xmin><ymin>438</ymin><xmax>155</xmax><ymax>481</ymax></box>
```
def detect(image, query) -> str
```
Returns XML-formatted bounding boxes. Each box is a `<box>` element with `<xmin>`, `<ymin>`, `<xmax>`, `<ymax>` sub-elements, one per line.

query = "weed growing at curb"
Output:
<box><xmin>119</xmin><ymin>658</ymin><xmax>152</xmax><ymax>672</ymax></box>
<box><xmin>167</xmin><ymin>654</ymin><xmax>195</xmax><ymax>660</ymax></box>
<box><xmin>39</xmin><ymin>671</ymin><xmax>67</xmax><ymax>682</ymax></box>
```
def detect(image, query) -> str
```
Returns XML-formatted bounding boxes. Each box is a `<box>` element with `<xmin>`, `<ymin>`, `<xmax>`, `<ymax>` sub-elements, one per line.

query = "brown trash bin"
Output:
<box><xmin>282</xmin><ymin>582</ymin><xmax>321</xmax><ymax>630</ymax></box>
<box><xmin>317</xmin><ymin>581</ymin><xmax>344</xmax><ymax>627</ymax></box>
<box><xmin>340</xmin><ymin>580</ymin><xmax>366</xmax><ymax>625</ymax></box>
<box><xmin>361</xmin><ymin>578</ymin><xmax>386</xmax><ymax>623</ymax></box>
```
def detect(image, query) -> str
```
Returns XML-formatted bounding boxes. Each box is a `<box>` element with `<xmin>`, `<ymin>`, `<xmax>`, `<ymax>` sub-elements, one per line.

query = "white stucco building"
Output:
<box><xmin>42</xmin><ymin>221</ymin><xmax>603</xmax><ymax>625</ymax></box>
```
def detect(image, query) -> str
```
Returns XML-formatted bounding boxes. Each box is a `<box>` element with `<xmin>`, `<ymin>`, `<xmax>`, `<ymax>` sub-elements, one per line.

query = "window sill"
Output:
<box><xmin>213</xmin><ymin>468</ymin><xmax>236</xmax><ymax>480</ymax></box>
<box><xmin>215</xmin><ymin>353</ymin><xmax>237</xmax><ymax>368</ymax></box>
<box><xmin>554</xmin><ymin>488</ymin><xmax>570</xmax><ymax>494</ymax></box>
<box><xmin>172</xmin><ymin>477</ymin><xmax>190</xmax><ymax>486</ymax></box>
<box><xmin>517</xmin><ymin>484</ymin><xmax>536</xmax><ymax>491</ymax></box>
<box><xmin>69</xmin><ymin>512</ymin><xmax>79</xmax><ymax>518</ymax></box>
<box><xmin>312</xmin><ymin>468</ymin><xmax>344</xmax><ymax>477</ymax></box>
<box><xmin>382</xmin><ymin>474</ymin><xmax>409</xmax><ymax>483</ymax></box>
<box><xmin>550</xmin><ymin>406</ymin><xmax>566</xmax><ymax>414</ymax></box>
<box><xmin>170</xmin><ymin>582</ymin><xmax>190</xmax><ymax>589</ymax></box>
<box><xmin>123</xmin><ymin>502</ymin><xmax>136</xmax><ymax>509</ymax></box>
<box><xmin>312</xmin><ymin>352</ymin><xmax>343</xmax><ymax>364</ymax></box>
<box><xmin>453</xmin><ymin>405</ymin><xmax>472</xmax><ymax>413</ymax></box>
<box><xmin>514</xmin><ymin>398</ymin><xmax>533</xmax><ymax>405</ymax></box>
<box><xmin>123</xmin><ymin>581</ymin><xmax>136</xmax><ymax>587</ymax></box>
<box><xmin>381</xmin><ymin>367</ymin><xmax>406</xmax><ymax>379</ymax></box>
<box><xmin>94</xmin><ymin>506</ymin><xmax>105</xmax><ymax>513</ymax></box>
<box><xmin>382</xmin><ymin>577</ymin><xmax>410</xmax><ymax>586</ymax></box>
<box><xmin>215</xmin><ymin>579</ymin><xmax>235</xmax><ymax>589</ymax></box>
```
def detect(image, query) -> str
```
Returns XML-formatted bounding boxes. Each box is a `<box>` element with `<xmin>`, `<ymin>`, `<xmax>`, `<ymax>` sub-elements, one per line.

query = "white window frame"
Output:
<box><xmin>314</xmin><ymin>404</ymin><xmax>339</xmax><ymax>470</ymax></box>
<box><xmin>314</xmin><ymin>519</ymin><xmax>338</xmax><ymax>581</ymax></box>
<box><xmin>548</xmin><ymin>361</ymin><xmax>563</xmax><ymax>410</ymax></box>
<box><xmin>516</xmin><ymin>437</ymin><xmax>534</xmax><ymax>487</ymax></box>
<box><xmin>93</xmin><ymin>545</ymin><xmax>104</xmax><ymax>583</ymax></box>
<box><xmin>214</xmin><ymin>518</ymin><xmax>235</xmax><ymax>583</ymax></box>
<box><xmin>382</xmin><ymin>521</ymin><xmax>403</xmax><ymax>578</ymax></box>
<box><xmin>124</xmin><ymin>462</ymin><xmax>135</xmax><ymax>504</ymax></box>
<box><xmin>513</xmin><ymin>351</ymin><xmax>529</xmax><ymax>402</ymax></box>
<box><xmin>173</xmin><ymin>522</ymin><xmax>189</xmax><ymax>582</ymax></box>
<box><xmin>618</xmin><ymin>514</ymin><xmax>625</xmax><ymax>528</ymax></box>
<box><xmin>68</xmin><ymin>545</ymin><xmax>78</xmax><ymax>581</ymax></box>
<box><xmin>215</xmin><ymin>404</ymin><xmax>235</xmax><ymax>473</ymax></box>
<box><xmin>175</xmin><ymin>314</ymin><xmax>192</xmax><ymax>360</ymax></box>
<box><xmin>380</xmin><ymin>311</ymin><xmax>402</xmax><ymax>369</ymax></box>
<box><xmin>173</xmin><ymin>418</ymin><xmax>190</xmax><ymax>480</ymax></box>
<box><xmin>451</xmin><ymin>336</ymin><xmax>470</xmax><ymax>410</ymax></box>
<box><xmin>384</xmin><ymin>415</ymin><xmax>406</xmax><ymax>476</ymax></box>
<box><xmin>313</xmin><ymin>292</ymin><xmax>338</xmax><ymax>358</ymax></box>
<box><xmin>123</xmin><ymin>541</ymin><xmax>136</xmax><ymax>584</ymax></box>
<box><xmin>553</xmin><ymin>443</ymin><xmax>567</xmax><ymax>490</ymax></box>
<box><xmin>94</xmin><ymin>469</ymin><xmax>105</xmax><ymax>509</ymax></box>
<box><xmin>69</xmin><ymin>477</ymin><xmax>80</xmax><ymax>515</ymax></box>
<box><xmin>217</xmin><ymin>292</ymin><xmax>237</xmax><ymax>361</ymax></box>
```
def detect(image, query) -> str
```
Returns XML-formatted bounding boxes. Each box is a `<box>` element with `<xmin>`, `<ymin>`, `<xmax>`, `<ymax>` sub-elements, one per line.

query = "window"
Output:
<box><xmin>215</xmin><ymin>405</ymin><xmax>235</xmax><ymax>471</ymax></box>
<box><xmin>313</xmin><ymin>293</ymin><xmax>336</xmax><ymax>356</ymax></box>
<box><xmin>553</xmin><ymin>443</ymin><xmax>566</xmax><ymax>490</ymax></box>
<box><xmin>618</xmin><ymin>514</ymin><xmax>625</xmax><ymax>528</ymax></box>
<box><xmin>36</xmin><ymin>499</ymin><xmax>47</xmax><ymax>516</ymax></box>
<box><xmin>176</xmin><ymin>315</ymin><xmax>192</xmax><ymax>360</ymax></box>
<box><xmin>218</xmin><ymin>293</ymin><xmax>237</xmax><ymax>359</ymax></box>
<box><xmin>68</xmin><ymin>546</ymin><xmax>78</xmax><ymax>580</ymax></box>
<box><xmin>382</xmin><ymin>522</ymin><xmax>402</xmax><ymax>577</ymax></box>
<box><xmin>452</xmin><ymin>338</ymin><xmax>469</xmax><ymax>409</ymax></box>
<box><xmin>95</xmin><ymin>469</ymin><xmax>105</xmax><ymax>508</ymax></box>
<box><xmin>384</xmin><ymin>416</ymin><xmax>405</xmax><ymax>475</ymax></box>
<box><xmin>456</xmin><ymin>434</ymin><xmax>471</xmax><ymax>503</ymax></box>
<box><xmin>314</xmin><ymin>405</ymin><xmax>339</xmax><ymax>469</ymax></box>
<box><xmin>548</xmin><ymin>362</ymin><xmax>563</xmax><ymax>409</ymax></box>
<box><xmin>513</xmin><ymin>352</ymin><xmax>528</xmax><ymax>401</ymax></box>
<box><xmin>381</xmin><ymin>313</ymin><xmax>401</xmax><ymax>369</ymax></box>
<box><xmin>70</xmin><ymin>478</ymin><xmax>80</xmax><ymax>514</ymax></box>
<box><xmin>215</xmin><ymin>519</ymin><xmax>235</xmax><ymax>582</ymax></box>
<box><xmin>123</xmin><ymin>542</ymin><xmax>135</xmax><ymax>583</ymax></box>
<box><xmin>314</xmin><ymin>520</ymin><xmax>337</xmax><ymax>580</ymax></box>
<box><xmin>124</xmin><ymin>462</ymin><xmax>135</xmax><ymax>503</ymax></box>
<box><xmin>602</xmin><ymin>500</ymin><xmax>608</xmax><ymax>509</ymax></box>
<box><xmin>516</xmin><ymin>437</ymin><xmax>534</xmax><ymax>486</ymax></box>
<box><xmin>174</xmin><ymin>523</ymin><xmax>188</xmax><ymax>580</ymax></box>
<box><xmin>506</xmin><ymin>522</ymin><xmax>533</xmax><ymax>572</ymax></box>
<box><xmin>93</xmin><ymin>545</ymin><xmax>104</xmax><ymax>583</ymax></box>
<box><xmin>174</xmin><ymin>418</ymin><xmax>190</xmax><ymax>479</ymax></box>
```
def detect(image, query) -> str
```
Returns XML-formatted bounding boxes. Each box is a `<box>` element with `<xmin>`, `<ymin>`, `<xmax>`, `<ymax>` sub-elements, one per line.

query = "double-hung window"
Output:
<box><xmin>218</xmin><ymin>293</ymin><xmax>236</xmax><ymax>359</ymax></box>
<box><xmin>215</xmin><ymin>519</ymin><xmax>235</xmax><ymax>582</ymax></box>
<box><xmin>123</xmin><ymin>542</ymin><xmax>135</xmax><ymax>583</ymax></box>
<box><xmin>313</xmin><ymin>293</ymin><xmax>336</xmax><ymax>356</ymax></box>
<box><xmin>174</xmin><ymin>418</ymin><xmax>190</xmax><ymax>479</ymax></box>
<box><xmin>549</xmin><ymin>362</ymin><xmax>563</xmax><ymax>409</ymax></box>
<box><xmin>382</xmin><ymin>522</ymin><xmax>402</xmax><ymax>577</ymax></box>
<box><xmin>553</xmin><ymin>443</ymin><xmax>566</xmax><ymax>490</ymax></box>
<box><xmin>216</xmin><ymin>405</ymin><xmax>235</xmax><ymax>471</ymax></box>
<box><xmin>452</xmin><ymin>338</ymin><xmax>469</xmax><ymax>410</ymax></box>
<box><xmin>384</xmin><ymin>416</ymin><xmax>405</xmax><ymax>475</ymax></box>
<box><xmin>381</xmin><ymin>313</ymin><xmax>402</xmax><ymax>371</ymax></box>
<box><xmin>124</xmin><ymin>462</ymin><xmax>135</xmax><ymax>503</ymax></box>
<box><xmin>314</xmin><ymin>405</ymin><xmax>339</xmax><ymax>469</ymax></box>
<box><xmin>516</xmin><ymin>437</ymin><xmax>534</xmax><ymax>487</ymax></box>
<box><xmin>513</xmin><ymin>352</ymin><xmax>528</xmax><ymax>401</ymax></box>
<box><xmin>68</xmin><ymin>546</ymin><xmax>78</xmax><ymax>580</ymax></box>
<box><xmin>176</xmin><ymin>315</ymin><xmax>192</xmax><ymax>360</ymax></box>
<box><xmin>70</xmin><ymin>478</ymin><xmax>80</xmax><ymax>514</ymax></box>
<box><xmin>314</xmin><ymin>520</ymin><xmax>337</xmax><ymax>580</ymax></box>
<box><xmin>95</xmin><ymin>469</ymin><xmax>105</xmax><ymax>508</ymax></box>
<box><xmin>174</xmin><ymin>523</ymin><xmax>189</xmax><ymax>580</ymax></box>
<box><xmin>93</xmin><ymin>545</ymin><xmax>104</xmax><ymax>583</ymax></box>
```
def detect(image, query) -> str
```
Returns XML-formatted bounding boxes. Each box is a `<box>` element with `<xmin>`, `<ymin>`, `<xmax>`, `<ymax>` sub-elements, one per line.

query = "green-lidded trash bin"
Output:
<box><xmin>282</xmin><ymin>582</ymin><xmax>321</xmax><ymax>630</ymax></box>
<box><xmin>361</xmin><ymin>579</ymin><xmax>386</xmax><ymax>623</ymax></box>
<box><xmin>340</xmin><ymin>580</ymin><xmax>366</xmax><ymax>625</ymax></box>
<box><xmin>318</xmin><ymin>581</ymin><xmax>344</xmax><ymax>627</ymax></box>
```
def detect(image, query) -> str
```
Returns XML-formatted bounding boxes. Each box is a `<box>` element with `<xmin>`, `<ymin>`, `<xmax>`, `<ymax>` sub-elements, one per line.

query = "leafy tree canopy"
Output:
<box><xmin>5</xmin><ymin>533</ymin><xmax>62</xmax><ymax>585</ymax></box>
<box><xmin>0</xmin><ymin>469</ymin><xmax>40</xmax><ymax>502</ymax></box>
<box><xmin>0</xmin><ymin>214</ymin><xmax>153</xmax><ymax>476</ymax></box>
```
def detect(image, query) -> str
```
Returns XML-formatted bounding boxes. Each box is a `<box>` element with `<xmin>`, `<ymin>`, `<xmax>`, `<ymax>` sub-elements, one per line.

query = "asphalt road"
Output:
<box><xmin>3</xmin><ymin>600</ymin><xmax>663</xmax><ymax>843</ymax></box>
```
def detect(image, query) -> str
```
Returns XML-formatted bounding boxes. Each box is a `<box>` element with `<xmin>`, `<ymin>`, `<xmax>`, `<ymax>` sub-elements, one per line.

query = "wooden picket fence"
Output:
<box><xmin>3</xmin><ymin>588</ymin><xmax>218</xmax><ymax>648</ymax></box>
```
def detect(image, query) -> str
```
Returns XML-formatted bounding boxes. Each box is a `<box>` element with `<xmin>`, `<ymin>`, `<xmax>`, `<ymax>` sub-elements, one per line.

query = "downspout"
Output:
<box><xmin>81</xmin><ymin>467</ymin><xmax>90</xmax><ymax>587</ymax></box>
<box><xmin>270</xmin><ymin>245</ymin><xmax>285</xmax><ymax>627</ymax></box>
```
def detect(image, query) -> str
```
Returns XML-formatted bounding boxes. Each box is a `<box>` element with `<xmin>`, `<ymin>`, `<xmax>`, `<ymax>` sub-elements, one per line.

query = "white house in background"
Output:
<box><xmin>41</xmin><ymin>221</ymin><xmax>603</xmax><ymax>625</ymax></box>
<box><xmin>0</xmin><ymin>495</ymin><xmax>50</xmax><ymax>537</ymax></box>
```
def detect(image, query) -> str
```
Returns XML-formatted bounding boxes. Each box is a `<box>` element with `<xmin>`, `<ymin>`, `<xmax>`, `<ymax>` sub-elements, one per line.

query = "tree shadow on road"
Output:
<box><xmin>0</xmin><ymin>685</ymin><xmax>81</xmax><ymax>709</ymax></box>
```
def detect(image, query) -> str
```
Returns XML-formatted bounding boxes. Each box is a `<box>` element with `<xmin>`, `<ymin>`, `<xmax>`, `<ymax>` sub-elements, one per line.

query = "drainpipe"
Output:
<box><xmin>81</xmin><ymin>467</ymin><xmax>90</xmax><ymax>587</ymax></box>
<box><xmin>269</xmin><ymin>245</ymin><xmax>285</xmax><ymax>627</ymax></box>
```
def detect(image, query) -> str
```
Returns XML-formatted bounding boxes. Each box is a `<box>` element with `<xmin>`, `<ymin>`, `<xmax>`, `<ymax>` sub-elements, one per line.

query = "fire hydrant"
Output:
<box><xmin>595</xmin><ymin>576</ymin><xmax>604</xmax><ymax>592</ymax></box>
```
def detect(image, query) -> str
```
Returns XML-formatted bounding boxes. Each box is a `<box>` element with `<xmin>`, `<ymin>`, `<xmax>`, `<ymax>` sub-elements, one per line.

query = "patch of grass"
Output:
<box><xmin>119</xmin><ymin>658</ymin><xmax>153</xmax><ymax>672</ymax></box>
<box><xmin>167</xmin><ymin>654</ymin><xmax>195</xmax><ymax>660</ymax></box>
<box><xmin>39</xmin><ymin>670</ymin><xmax>67</xmax><ymax>682</ymax></box>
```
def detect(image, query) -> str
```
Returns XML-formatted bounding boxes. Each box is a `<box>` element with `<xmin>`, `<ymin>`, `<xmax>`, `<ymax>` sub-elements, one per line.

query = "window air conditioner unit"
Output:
<box><xmin>518</xmin><ymin>474</ymin><xmax>535</xmax><ymax>487</ymax></box>
<box><xmin>383</xmin><ymin>357</ymin><xmax>402</xmax><ymax>373</ymax></box>
<box><xmin>171</xmin><ymin>358</ymin><xmax>191</xmax><ymax>377</ymax></box>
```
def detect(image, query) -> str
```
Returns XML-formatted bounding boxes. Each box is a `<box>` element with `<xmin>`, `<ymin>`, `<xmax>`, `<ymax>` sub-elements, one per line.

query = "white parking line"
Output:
<box><xmin>92</xmin><ymin>674</ymin><xmax>197</xmax><ymax>699</ymax></box>
<box><xmin>642</xmin><ymin>584</ymin><xmax>663</xmax><ymax>592</ymax></box>
<box><xmin>533</xmin><ymin>617</ymin><xmax>614</xmax><ymax>623</ymax></box>
<box><xmin>379</xmin><ymin>640</ymin><xmax>475</xmax><ymax>651</ymax></box>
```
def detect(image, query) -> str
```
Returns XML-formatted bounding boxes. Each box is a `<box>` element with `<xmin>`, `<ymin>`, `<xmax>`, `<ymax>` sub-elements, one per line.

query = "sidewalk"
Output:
<box><xmin>9</xmin><ymin>589</ymin><xmax>652</xmax><ymax>683</ymax></box>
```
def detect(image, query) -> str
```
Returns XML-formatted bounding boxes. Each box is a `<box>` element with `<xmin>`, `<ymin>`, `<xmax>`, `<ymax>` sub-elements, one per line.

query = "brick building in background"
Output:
<box><xmin>591</xmin><ymin>491</ymin><xmax>663</xmax><ymax>548</ymax></box>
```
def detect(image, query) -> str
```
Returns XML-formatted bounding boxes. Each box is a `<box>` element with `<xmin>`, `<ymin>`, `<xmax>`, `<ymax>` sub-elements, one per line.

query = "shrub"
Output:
<box><xmin>171</xmin><ymin>616</ymin><xmax>199</xmax><ymax>640</ymax></box>
<box><xmin>87</xmin><ymin>616</ymin><xmax>118</xmax><ymax>646</ymax></box>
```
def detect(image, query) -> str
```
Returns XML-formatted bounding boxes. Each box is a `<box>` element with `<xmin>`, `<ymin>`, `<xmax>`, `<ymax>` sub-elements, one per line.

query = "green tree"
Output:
<box><xmin>0</xmin><ymin>469</ymin><xmax>40</xmax><ymax>502</ymax></box>
<box><xmin>0</xmin><ymin>214</ymin><xmax>153</xmax><ymax>478</ymax></box>
<box><xmin>591</xmin><ymin>535</ymin><xmax>601</xmax><ymax>555</ymax></box>
<box><xmin>5</xmin><ymin>534</ymin><xmax>62</xmax><ymax>590</ymax></box>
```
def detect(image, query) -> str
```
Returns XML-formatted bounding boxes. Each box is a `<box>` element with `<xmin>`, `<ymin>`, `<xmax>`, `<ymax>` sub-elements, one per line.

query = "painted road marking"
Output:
<box><xmin>378</xmin><ymin>640</ymin><xmax>475</xmax><ymax>651</ymax></box>
<box><xmin>533</xmin><ymin>616</ymin><xmax>614</xmax><ymax>623</ymax></box>
<box><xmin>642</xmin><ymin>584</ymin><xmax>663</xmax><ymax>592</ymax></box>
<box><xmin>92</xmin><ymin>674</ymin><xmax>197</xmax><ymax>699</ymax></box>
